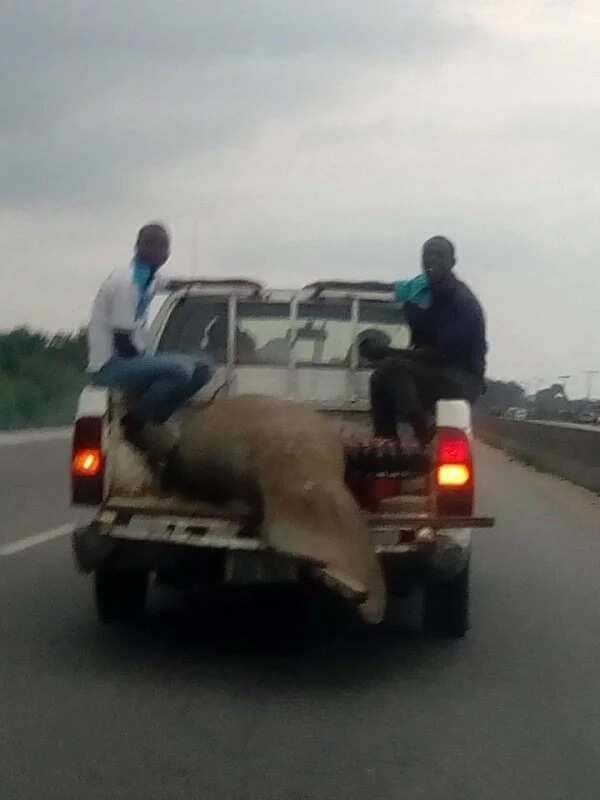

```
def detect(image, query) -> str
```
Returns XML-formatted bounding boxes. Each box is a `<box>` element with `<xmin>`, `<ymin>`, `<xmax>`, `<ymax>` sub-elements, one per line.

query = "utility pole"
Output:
<box><xmin>190</xmin><ymin>219</ymin><xmax>199</xmax><ymax>275</ymax></box>
<box><xmin>584</xmin><ymin>370</ymin><xmax>599</xmax><ymax>400</ymax></box>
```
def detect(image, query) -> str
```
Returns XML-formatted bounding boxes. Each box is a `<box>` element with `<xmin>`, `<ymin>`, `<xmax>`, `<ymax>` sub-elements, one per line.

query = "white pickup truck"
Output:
<box><xmin>71</xmin><ymin>281</ymin><xmax>493</xmax><ymax>636</ymax></box>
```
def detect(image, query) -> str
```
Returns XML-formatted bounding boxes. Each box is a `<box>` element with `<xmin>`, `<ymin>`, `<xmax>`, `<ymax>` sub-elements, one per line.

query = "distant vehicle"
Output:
<box><xmin>504</xmin><ymin>407</ymin><xmax>528</xmax><ymax>421</ymax></box>
<box><xmin>558</xmin><ymin>410</ymin><xmax>575</xmax><ymax>422</ymax></box>
<box><xmin>577</xmin><ymin>411</ymin><xmax>597</xmax><ymax>425</ymax></box>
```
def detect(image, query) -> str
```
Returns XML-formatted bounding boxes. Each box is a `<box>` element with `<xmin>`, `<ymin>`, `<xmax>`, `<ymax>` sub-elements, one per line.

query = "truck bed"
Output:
<box><xmin>105</xmin><ymin>405</ymin><xmax>424</xmax><ymax>511</ymax></box>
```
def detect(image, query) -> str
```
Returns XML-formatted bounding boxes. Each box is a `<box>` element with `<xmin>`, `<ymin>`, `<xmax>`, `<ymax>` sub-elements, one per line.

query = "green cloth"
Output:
<box><xmin>394</xmin><ymin>274</ymin><xmax>431</xmax><ymax>309</ymax></box>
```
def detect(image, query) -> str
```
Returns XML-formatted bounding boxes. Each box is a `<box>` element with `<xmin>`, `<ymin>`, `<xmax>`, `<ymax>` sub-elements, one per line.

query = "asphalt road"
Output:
<box><xmin>1</xmin><ymin>435</ymin><xmax>600</xmax><ymax>800</ymax></box>
<box><xmin>521</xmin><ymin>419</ymin><xmax>600</xmax><ymax>433</ymax></box>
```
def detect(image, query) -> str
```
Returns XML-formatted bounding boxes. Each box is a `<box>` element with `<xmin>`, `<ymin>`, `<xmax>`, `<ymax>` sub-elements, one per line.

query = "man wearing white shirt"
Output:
<box><xmin>87</xmin><ymin>222</ymin><xmax>213</xmax><ymax>450</ymax></box>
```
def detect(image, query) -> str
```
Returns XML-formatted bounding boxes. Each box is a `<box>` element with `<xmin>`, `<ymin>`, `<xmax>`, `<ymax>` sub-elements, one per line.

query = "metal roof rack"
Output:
<box><xmin>179</xmin><ymin>279</ymin><xmax>264</xmax><ymax>298</ymax></box>
<box><xmin>301</xmin><ymin>281</ymin><xmax>395</xmax><ymax>301</ymax></box>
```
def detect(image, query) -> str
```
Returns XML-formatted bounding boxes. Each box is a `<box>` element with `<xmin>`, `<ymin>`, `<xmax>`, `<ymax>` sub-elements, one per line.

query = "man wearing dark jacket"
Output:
<box><xmin>308</xmin><ymin>236</ymin><xmax>487</xmax><ymax>447</ymax></box>
<box><xmin>368</xmin><ymin>236</ymin><xmax>486</xmax><ymax>446</ymax></box>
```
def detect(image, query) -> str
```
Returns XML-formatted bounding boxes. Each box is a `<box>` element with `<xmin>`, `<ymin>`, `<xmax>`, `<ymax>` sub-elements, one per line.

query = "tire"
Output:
<box><xmin>94</xmin><ymin>569</ymin><xmax>148</xmax><ymax>623</ymax></box>
<box><xmin>423</xmin><ymin>562</ymin><xmax>470</xmax><ymax>638</ymax></box>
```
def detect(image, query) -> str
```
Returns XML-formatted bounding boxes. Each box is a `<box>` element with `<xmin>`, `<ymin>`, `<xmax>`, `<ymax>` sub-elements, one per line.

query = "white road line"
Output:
<box><xmin>0</xmin><ymin>428</ymin><xmax>71</xmax><ymax>447</ymax></box>
<box><xmin>0</xmin><ymin>524</ymin><xmax>74</xmax><ymax>557</ymax></box>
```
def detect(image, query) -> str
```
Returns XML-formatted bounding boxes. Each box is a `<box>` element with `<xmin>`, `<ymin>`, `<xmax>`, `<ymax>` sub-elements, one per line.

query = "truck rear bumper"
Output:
<box><xmin>73</xmin><ymin>511</ymin><xmax>475</xmax><ymax>582</ymax></box>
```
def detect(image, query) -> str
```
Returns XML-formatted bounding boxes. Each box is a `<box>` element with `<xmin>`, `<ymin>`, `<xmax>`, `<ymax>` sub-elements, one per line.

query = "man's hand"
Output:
<box><xmin>358</xmin><ymin>337</ymin><xmax>390</xmax><ymax>363</ymax></box>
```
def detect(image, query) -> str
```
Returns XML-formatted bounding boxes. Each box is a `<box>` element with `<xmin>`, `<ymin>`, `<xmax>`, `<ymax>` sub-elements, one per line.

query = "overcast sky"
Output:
<box><xmin>2</xmin><ymin>1</ymin><xmax>600</xmax><ymax>395</ymax></box>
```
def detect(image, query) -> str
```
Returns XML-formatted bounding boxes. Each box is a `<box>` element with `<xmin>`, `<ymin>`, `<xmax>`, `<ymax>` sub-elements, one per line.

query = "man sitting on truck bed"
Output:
<box><xmin>87</xmin><ymin>223</ymin><xmax>213</xmax><ymax>451</ymax></box>
<box><xmin>312</xmin><ymin>236</ymin><xmax>487</xmax><ymax>449</ymax></box>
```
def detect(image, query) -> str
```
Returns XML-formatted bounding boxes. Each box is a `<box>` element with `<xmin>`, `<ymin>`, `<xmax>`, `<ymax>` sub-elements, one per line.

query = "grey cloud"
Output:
<box><xmin>8</xmin><ymin>1</ymin><xmax>598</xmax><ymax>392</ymax></box>
<box><xmin>5</xmin><ymin>1</ymin><xmax>468</xmax><ymax>65</ymax></box>
<box><xmin>1</xmin><ymin>1</ymin><xmax>480</xmax><ymax>207</ymax></box>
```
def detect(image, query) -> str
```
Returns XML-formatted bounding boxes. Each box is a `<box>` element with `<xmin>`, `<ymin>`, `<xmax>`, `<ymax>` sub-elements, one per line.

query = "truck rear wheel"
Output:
<box><xmin>423</xmin><ymin>562</ymin><xmax>470</xmax><ymax>638</ymax></box>
<box><xmin>94</xmin><ymin>569</ymin><xmax>148</xmax><ymax>623</ymax></box>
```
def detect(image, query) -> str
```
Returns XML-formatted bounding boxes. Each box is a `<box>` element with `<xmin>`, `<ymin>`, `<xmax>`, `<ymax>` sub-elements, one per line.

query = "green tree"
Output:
<box><xmin>0</xmin><ymin>327</ymin><xmax>88</xmax><ymax>430</ymax></box>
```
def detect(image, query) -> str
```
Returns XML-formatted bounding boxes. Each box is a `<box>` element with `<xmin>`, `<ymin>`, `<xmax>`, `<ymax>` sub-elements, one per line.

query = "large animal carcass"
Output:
<box><xmin>164</xmin><ymin>394</ymin><xmax>386</xmax><ymax>623</ymax></box>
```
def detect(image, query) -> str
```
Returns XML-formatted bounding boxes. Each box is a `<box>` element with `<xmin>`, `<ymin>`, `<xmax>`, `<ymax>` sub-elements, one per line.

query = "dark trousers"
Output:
<box><xmin>370</xmin><ymin>355</ymin><xmax>482</xmax><ymax>443</ymax></box>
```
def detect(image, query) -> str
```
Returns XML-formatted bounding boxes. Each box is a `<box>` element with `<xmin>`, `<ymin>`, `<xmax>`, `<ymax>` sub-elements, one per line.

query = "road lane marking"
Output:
<box><xmin>0</xmin><ymin>428</ymin><xmax>71</xmax><ymax>447</ymax></box>
<box><xmin>0</xmin><ymin>524</ymin><xmax>74</xmax><ymax>556</ymax></box>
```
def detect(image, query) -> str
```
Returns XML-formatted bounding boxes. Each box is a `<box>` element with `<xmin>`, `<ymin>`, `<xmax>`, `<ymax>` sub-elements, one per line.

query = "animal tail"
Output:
<box><xmin>262</xmin><ymin>478</ymin><xmax>386</xmax><ymax>624</ymax></box>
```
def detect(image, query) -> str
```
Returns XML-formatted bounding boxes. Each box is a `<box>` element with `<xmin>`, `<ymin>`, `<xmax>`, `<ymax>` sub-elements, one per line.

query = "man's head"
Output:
<box><xmin>135</xmin><ymin>222</ymin><xmax>170</xmax><ymax>269</ymax></box>
<box><xmin>421</xmin><ymin>236</ymin><xmax>455</xmax><ymax>285</ymax></box>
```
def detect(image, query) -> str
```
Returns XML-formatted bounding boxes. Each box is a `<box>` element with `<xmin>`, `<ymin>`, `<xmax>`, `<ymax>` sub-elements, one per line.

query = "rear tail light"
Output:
<box><xmin>72</xmin><ymin>448</ymin><xmax>102</xmax><ymax>477</ymax></box>
<box><xmin>438</xmin><ymin>435</ymin><xmax>470</xmax><ymax>467</ymax></box>
<box><xmin>435</xmin><ymin>428</ymin><xmax>473</xmax><ymax>515</ymax></box>
<box><xmin>71</xmin><ymin>417</ymin><xmax>104</xmax><ymax>506</ymax></box>
<box><xmin>437</xmin><ymin>463</ymin><xmax>471</xmax><ymax>488</ymax></box>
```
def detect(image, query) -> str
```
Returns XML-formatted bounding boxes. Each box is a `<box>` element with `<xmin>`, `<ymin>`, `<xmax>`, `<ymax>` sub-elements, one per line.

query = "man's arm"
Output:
<box><xmin>437</xmin><ymin>292</ymin><xmax>485</xmax><ymax>360</ymax></box>
<box><xmin>113</xmin><ymin>330</ymin><xmax>140</xmax><ymax>359</ymax></box>
<box><xmin>359</xmin><ymin>338</ymin><xmax>441</xmax><ymax>364</ymax></box>
<box><xmin>109</xmin><ymin>276</ymin><xmax>141</xmax><ymax>358</ymax></box>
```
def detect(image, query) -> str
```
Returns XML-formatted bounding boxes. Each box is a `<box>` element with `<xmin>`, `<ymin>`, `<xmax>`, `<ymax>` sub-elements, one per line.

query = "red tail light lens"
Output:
<box><xmin>438</xmin><ymin>435</ymin><xmax>469</xmax><ymax>466</ymax></box>
<box><xmin>72</xmin><ymin>448</ymin><xmax>102</xmax><ymax>477</ymax></box>
<box><xmin>71</xmin><ymin>417</ymin><xmax>104</xmax><ymax>506</ymax></box>
<box><xmin>435</xmin><ymin>428</ymin><xmax>473</xmax><ymax>515</ymax></box>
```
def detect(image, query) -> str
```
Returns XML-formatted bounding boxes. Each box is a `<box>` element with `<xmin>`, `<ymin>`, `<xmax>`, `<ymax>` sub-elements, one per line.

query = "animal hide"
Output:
<box><xmin>168</xmin><ymin>394</ymin><xmax>386</xmax><ymax>623</ymax></box>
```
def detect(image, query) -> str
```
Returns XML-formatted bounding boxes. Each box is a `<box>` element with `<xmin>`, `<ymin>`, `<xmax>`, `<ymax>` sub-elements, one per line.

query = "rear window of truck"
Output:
<box><xmin>157</xmin><ymin>297</ymin><xmax>409</xmax><ymax>366</ymax></box>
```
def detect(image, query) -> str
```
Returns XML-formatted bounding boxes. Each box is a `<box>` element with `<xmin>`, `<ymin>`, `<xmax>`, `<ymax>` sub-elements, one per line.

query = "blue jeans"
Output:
<box><xmin>91</xmin><ymin>354</ymin><xmax>213</xmax><ymax>424</ymax></box>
